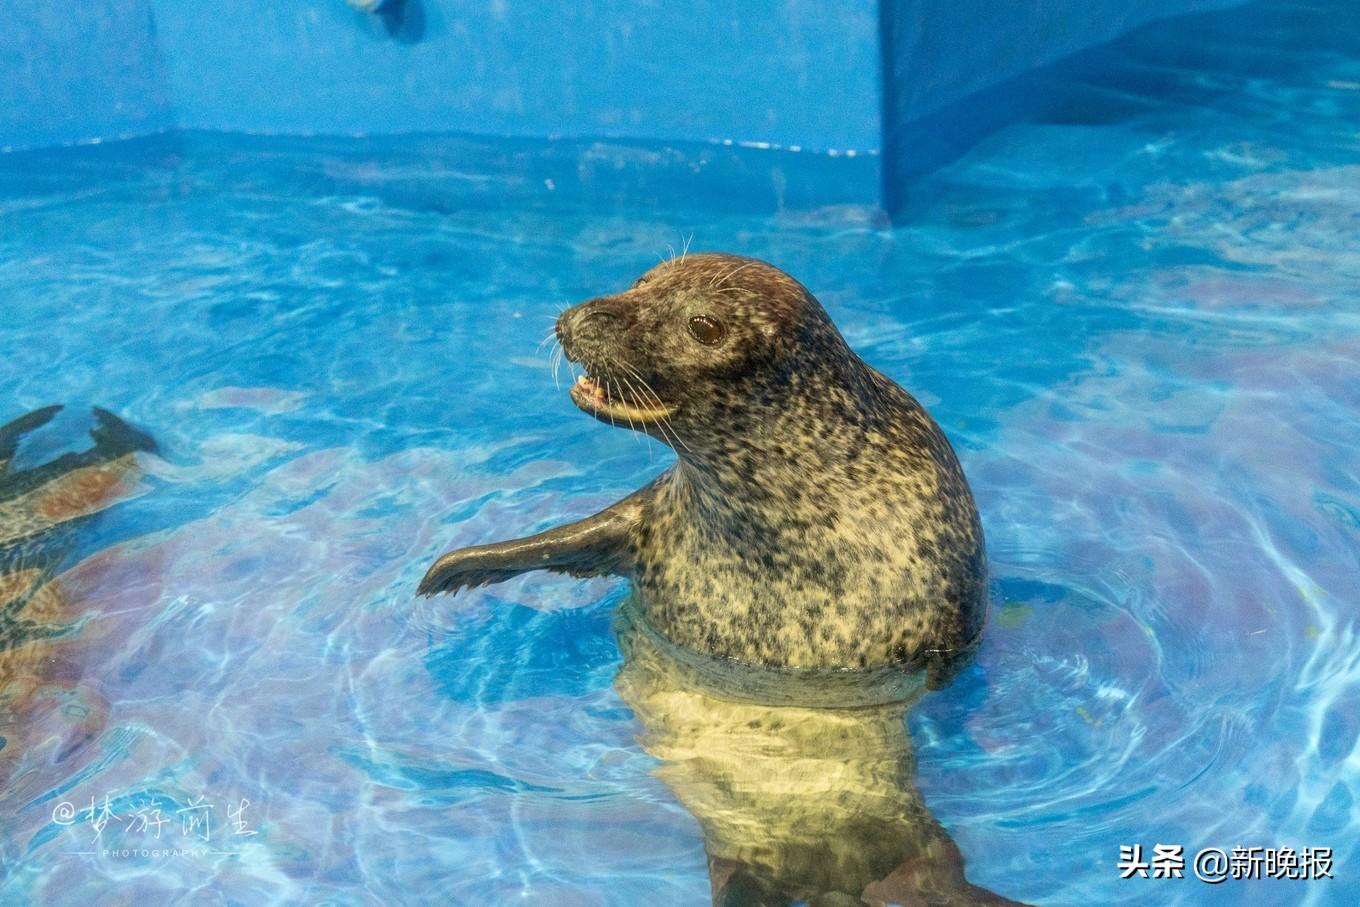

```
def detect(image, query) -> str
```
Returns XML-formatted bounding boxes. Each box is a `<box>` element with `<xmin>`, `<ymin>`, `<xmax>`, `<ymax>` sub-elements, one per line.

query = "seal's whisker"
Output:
<box><xmin>605</xmin><ymin>364</ymin><xmax>644</xmax><ymax>435</ymax></box>
<box><xmin>549</xmin><ymin>342</ymin><xmax>564</xmax><ymax>391</ymax></box>
<box><xmin>613</xmin><ymin>360</ymin><xmax>661</xmax><ymax>405</ymax></box>
<box><xmin>712</xmin><ymin>261</ymin><xmax>756</xmax><ymax>289</ymax></box>
<box><xmin>655</xmin><ymin>400</ymin><xmax>691</xmax><ymax>454</ymax></box>
<box><xmin>615</xmin><ymin>378</ymin><xmax>637</xmax><ymax>437</ymax></box>
<box><xmin>614</xmin><ymin>358</ymin><xmax>691</xmax><ymax>455</ymax></box>
<box><xmin>612</xmin><ymin>359</ymin><xmax>660</xmax><ymax>407</ymax></box>
<box><xmin>593</xmin><ymin>365</ymin><xmax>618</xmax><ymax>429</ymax></box>
<box><xmin>600</xmin><ymin>367</ymin><xmax>619</xmax><ymax>430</ymax></box>
<box><xmin>604</xmin><ymin>367</ymin><xmax>646</xmax><ymax>450</ymax></box>
<box><xmin>610</xmin><ymin>359</ymin><xmax>665</xmax><ymax>442</ymax></box>
<box><xmin>680</xmin><ymin>232</ymin><xmax>693</xmax><ymax>264</ymax></box>
<box><xmin>614</xmin><ymin>372</ymin><xmax>658</xmax><ymax>464</ymax></box>
<box><xmin>658</xmin><ymin>413</ymin><xmax>690</xmax><ymax>455</ymax></box>
<box><xmin>708</xmin><ymin>260</ymin><xmax>740</xmax><ymax>288</ymax></box>
<box><xmin>605</xmin><ymin>358</ymin><xmax>687</xmax><ymax>458</ymax></box>
<box><xmin>614</xmin><ymin>374</ymin><xmax>639</xmax><ymax>429</ymax></box>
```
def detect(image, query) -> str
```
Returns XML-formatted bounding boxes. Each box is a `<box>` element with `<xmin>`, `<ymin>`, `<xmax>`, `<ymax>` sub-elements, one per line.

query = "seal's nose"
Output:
<box><xmin>556</xmin><ymin>298</ymin><xmax>626</xmax><ymax>363</ymax></box>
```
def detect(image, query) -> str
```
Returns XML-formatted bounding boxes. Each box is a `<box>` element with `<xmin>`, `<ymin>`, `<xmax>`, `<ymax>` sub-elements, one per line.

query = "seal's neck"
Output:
<box><xmin>669</xmin><ymin>331</ymin><xmax>896</xmax><ymax>529</ymax></box>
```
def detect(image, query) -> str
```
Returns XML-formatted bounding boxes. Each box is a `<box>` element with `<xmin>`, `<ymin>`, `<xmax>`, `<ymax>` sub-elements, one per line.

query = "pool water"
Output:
<box><xmin>2</xmin><ymin>0</ymin><xmax>1358</xmax><ymax>903</ymax></box>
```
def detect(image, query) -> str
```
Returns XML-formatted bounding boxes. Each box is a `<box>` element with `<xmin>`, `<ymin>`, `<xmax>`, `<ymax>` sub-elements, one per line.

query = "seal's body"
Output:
<box><xmin>419</xmin><ymin>254</ymin><xmax>985</xmax><ymax>680</ymax></box>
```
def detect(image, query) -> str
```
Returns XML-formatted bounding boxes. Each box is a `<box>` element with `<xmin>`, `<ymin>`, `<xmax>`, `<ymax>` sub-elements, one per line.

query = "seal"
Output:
<box><xmin>1</xmin><ymin>405</ymin><xmax>157</xmax><ymax>785</ymax></box>
<box><xmin>418</xmin><ymin>253</ymin><xmax>986</xmax><ymax>682</ymax></box>
<box><xmin>1</xmin><ymin>404</ymin><xmax>158</xmax><ymax>668</ymax></box>
<box><xmin>0</xmin><ymin>405</ymin><xmax>156</xmax><ymax>555</ymax></box>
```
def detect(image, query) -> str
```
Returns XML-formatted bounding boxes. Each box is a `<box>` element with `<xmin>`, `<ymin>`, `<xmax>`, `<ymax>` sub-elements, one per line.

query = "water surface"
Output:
<box><xmin>1</xmin><ymin>1</ymin><xmax>1358</xmax><ymax>903</ymax></box>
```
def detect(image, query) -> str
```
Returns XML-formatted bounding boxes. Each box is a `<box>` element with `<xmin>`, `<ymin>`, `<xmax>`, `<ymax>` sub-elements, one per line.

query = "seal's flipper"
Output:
<box><xmin>417</xmin><ymin>489</ymin><xmax>649</xmax><ymax>597</ymax></box>
<box><xmin>90</xmin><ymin>407</ymin><xmax>159</xmax><ymax>458</ymax></box>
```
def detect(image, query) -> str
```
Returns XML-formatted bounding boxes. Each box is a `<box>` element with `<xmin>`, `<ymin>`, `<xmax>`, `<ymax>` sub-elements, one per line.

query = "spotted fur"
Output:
<box><xmin>420</xmin><ymin>254</ymin><xmax>986</xmax><ymax>679</ymax></box>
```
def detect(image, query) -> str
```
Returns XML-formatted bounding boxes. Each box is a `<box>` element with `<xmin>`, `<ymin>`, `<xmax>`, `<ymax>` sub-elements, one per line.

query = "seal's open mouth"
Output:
<box><xmin>569</xmin><ymin>371</ymin><xmax>676</xmax><ymax>424</ymax></box>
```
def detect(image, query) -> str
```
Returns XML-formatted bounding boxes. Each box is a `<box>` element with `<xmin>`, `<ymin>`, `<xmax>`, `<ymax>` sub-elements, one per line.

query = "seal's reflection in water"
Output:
<box><xmin>614</xmin><ymin>599</ymin><xmax>1025</xmax><ymax>907</ymax></box>
<box><xmin>0</xmin><ymin>406</ymin><xmax>156</xmax><ymax>790</ymax></box>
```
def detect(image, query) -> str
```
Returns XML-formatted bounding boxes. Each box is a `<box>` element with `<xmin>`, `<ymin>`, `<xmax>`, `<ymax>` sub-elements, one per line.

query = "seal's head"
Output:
<box><xmin>555</xmin><ymin>254</ymin><xmax>859</xmax><ymax>450</ymax></box>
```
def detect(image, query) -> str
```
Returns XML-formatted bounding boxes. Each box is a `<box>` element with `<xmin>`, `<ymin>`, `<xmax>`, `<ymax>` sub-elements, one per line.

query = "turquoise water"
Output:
<box><xmin>2</xmin><ymin>0</ymin><xmax>1359</xmax><ymax>903</ymax></box>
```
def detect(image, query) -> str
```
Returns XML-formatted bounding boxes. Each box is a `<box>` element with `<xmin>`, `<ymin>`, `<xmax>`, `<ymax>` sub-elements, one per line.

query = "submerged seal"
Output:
<box><xmin>613</xmin><ymin>600</ymin><xmax>1026</xmax><ymax>906</ymax></box>
<box><xmin>1</xmin><ymin>405</ymin><xmax>157</xmax><ymax>784</ymax></box>
<box><xmin>419</xmin><ymin>254</ymin><xmax>986</xmax><ymax>682</ymax></box>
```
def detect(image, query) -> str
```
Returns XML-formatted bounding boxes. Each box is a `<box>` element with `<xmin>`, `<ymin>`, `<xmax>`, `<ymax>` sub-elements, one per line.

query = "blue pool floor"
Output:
<box><xmin>2</xmin><ymin>0</ymin><xmax>1359</xmax><ymax>903</ymax></box>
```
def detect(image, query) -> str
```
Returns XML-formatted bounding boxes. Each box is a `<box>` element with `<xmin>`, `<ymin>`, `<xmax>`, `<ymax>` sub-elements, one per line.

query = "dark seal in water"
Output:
<box><xmin>419</xmin><ymin>254</ymin><xmax>986</xmax><ymax>686</ymax></box>
<box><xmin>1</xmin><ymin>405</ymin><xmax>156</xmax><ymax>787</ymax></box>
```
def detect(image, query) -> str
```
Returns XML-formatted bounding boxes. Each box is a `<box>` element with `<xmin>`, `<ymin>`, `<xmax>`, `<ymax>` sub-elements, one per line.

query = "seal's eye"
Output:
<box><xmin>687</xmin><ymin>315</ymin><xmax>726</xmax><ymax>346</ymax></box>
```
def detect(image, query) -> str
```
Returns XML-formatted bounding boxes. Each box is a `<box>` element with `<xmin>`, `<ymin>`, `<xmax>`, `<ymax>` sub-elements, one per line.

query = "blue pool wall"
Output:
<box><xmin>2</xmin><ymin>0</ymin><xmax>172</xmax><ymax>150</ymax></box>
<box><xmin>5</xmin><ymin>0</ymin><xmax>1245</xmax><ymax>206</ymax></box>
